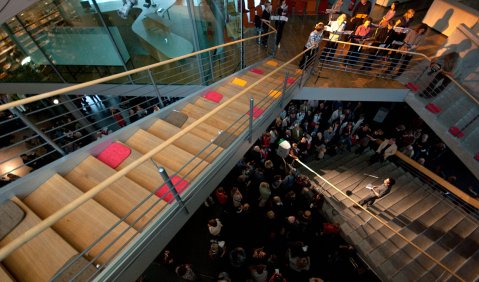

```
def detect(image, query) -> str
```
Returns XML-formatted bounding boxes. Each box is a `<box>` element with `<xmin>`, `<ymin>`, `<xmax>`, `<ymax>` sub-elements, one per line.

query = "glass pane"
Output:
<box><xmin>95</xmin><ymin>0</ymin><xmax>196</xmax><ymax>73</ymax></box>
<box><xmin>1</xmin><ymin>18</ymin><xmax>61</xmax><ymax>83</ymax></box>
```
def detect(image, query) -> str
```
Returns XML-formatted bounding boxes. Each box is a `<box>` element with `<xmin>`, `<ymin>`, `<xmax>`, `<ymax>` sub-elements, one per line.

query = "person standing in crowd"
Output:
<box><xmin>299</xmin><ymin>22</ymin><xmax>325</xmax><ymax>69</ymax></box>
<box><xmin>356</xmin><ymin>177</ymin><xmax>396</xmax><ymax>207</ymax></box>
<box><xmin>369</xmin><ymin>137</ymin><xmax>397</xmax><ymax>163</ymax></box>
<box><xmin>275</xmin><ymin>0</ymin><xmax>288</xmax><ymax>48</ymax></box>
<box><xmin>420</xmin><ymin>51</ymin><xmax>459</xmax><ymax>98</ymax></box>
<box><xmin>385</xmin><ymin>24</ymin><xmax>428</xmax><ymax>77</ymax></box>
<box><xmin>343</xmin><ymin>17</ymin><xmax>371</xmax><ymax>68</ymax></box>
<box><xmin>350</xmin><ymin>0</ymin><xmax>371</xmax><ymax>30</ymax></box>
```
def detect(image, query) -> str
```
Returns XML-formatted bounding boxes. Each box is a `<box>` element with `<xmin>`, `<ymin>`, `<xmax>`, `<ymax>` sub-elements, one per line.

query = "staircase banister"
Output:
<box><xmin>295</xmin><ymin>158</ymin><xmax>465</xmax><ymax>282</ymax></box>
<box><xmin>322</xmin><ymin>38</ymin><xmax>431</xmax><ymax>60</ymax></box>
<box><xmin>0</xmin><ymin>45</ymin><xmax>310</xmax><ymax>262</ymax></box>
<box><xmin>395</xmin><ymin>150</ymin><xmax>479</xmax><ymax>209</ymax></box>
<box><xmin>0</xmin><ymin>19</ymin><xmax>277</xmax><ymax>112</ymax></box>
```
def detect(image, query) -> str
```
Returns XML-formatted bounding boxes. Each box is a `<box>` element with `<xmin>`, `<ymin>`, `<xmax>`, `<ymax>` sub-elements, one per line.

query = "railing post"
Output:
<box><xmin>10</xmin><ymin>107</ymin><xmax>66</xmax><ymax>156</ymax></box>
<box><xmin>147</xmin><ymin>69</ymin><xmax>164</xmax><ymax>108</ymax></box>
<box><xmin>281</xmin><ymin>71</ymin><xmax>289</xmax><ymax>109</ymax></box>
<box><xmin>158</xmin><ymin>167</ymin><xmax>189</xmax><ymax>214</ymax></box>
<box><xmin>208</xmin><ymin>50</ymin><xmax>215</xmax><ymax>82</ymax></box>
<box><xmin>249</xmin><ymin>98</ymin><xmax>254</xmax><ymax>143</ymax></box>
<box><xmin>299</xmin><ymin>54</ymin><xmax>308</xmax><ymax>88</ymax></box>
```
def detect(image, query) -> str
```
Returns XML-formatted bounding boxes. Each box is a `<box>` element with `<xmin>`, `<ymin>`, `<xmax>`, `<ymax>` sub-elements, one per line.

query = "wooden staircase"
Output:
<box><xmin>314</xmin><ymin>151</ymin><xmax>479</xmax><ymax>281</ymax></box>
<box><xmin>0</xmin><ymin>59</ymin><xmax>300</xmax><ymax>281</ymax></box>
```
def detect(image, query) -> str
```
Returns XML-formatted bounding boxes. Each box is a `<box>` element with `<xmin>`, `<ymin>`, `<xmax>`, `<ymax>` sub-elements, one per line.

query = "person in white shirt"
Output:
<box><xmin>208</xmin><ymin>218</ymin><xmax>223</xmax><ymax>237</ymax></box>
<box><xmin>322</xmin><ymin>13</ymin><xmax>347</xmax><ymax>63</ymax></box>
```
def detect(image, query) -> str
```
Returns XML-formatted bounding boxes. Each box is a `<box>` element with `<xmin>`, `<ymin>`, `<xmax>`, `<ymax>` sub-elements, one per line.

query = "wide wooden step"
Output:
<box><xmin>114</xmin><ymin>144</ymin><xmax>184</xmax><ymax>193</ymax></box>
<box><xmin>193</xmin><ymin>95</ymin><xmax>250</xmax><ymax>116</ymax></box>
<box><xmin>179</xmin><ymin>117</ymin><xmax>222</xmax><ymax>143</ymax></box>
<box><xmin>147</xmin><ymin>119</ymin><xmax>223</xmax><ymax>163</ymax></box>
<box><xmin>126</xmin><ymin>129</ymin><xmax>208</xmax><ymax>179</ymax></box>
<box><xmin>0</xmin><ymin>198</ymin><xmax>78</xmax><ymax>282</ymax></box>
<box><xmin>23</xmin><ymin>174</ymin><xmax>138</xmax><ymax>265</ymax></box>
<box><xmin>64</xmin><ymin>156</ymin><xmax>166</xmax><ymax>230</ymax></box>
<box><xmin>180</xmin><ymin>103</ymin><xmax>242</xmax><ymax>132</ymax></box>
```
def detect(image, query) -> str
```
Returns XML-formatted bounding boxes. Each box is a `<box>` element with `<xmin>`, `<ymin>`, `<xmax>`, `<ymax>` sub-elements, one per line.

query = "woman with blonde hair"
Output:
<box><xmin>322</xmin><ymin>13</ymin><xmax>347</xmax><ymax>63</ymax></box>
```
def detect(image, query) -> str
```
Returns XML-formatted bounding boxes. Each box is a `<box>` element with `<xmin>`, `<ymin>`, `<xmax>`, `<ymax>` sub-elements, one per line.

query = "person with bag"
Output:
<box><xmin>420</xmin><ymin>51</ymin><xmax>459</xmax><ymax>98</ymax></box>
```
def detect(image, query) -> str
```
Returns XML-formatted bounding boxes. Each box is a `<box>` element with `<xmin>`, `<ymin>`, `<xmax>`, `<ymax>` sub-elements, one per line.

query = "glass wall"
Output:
<box><xmin>0</xmin><ymin>0</ymin><xmax>243</xmax><ymax>84</ymax></box>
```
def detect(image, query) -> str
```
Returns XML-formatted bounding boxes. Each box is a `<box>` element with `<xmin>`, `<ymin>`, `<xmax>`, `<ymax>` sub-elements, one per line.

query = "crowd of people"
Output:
<box><xmin>149</xmin><ymin>93</ymin><xmax>477</xmax><ymax>281</ymax></box>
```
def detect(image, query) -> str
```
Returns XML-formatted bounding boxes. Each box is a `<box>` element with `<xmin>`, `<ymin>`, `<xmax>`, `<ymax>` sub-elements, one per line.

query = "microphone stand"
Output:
<box><xmin>346</xmin><ymin>173</ymin><xmax>378</xmax><ymax>196</ymax></box>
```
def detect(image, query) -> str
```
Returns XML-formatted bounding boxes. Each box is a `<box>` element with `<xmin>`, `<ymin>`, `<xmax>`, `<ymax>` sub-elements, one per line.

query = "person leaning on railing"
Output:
<box><xmin>419</xmin><ymin>51</ymin><xmax>459</xmax><ymax>98</ymax></box>
<box><xmin>298</xmin><ymin>22</ymin><xmax>325</xmax><ymax>69</ymax></box>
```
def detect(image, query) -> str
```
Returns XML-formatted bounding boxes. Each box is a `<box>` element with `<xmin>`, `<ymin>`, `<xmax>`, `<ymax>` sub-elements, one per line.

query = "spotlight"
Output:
<box><xmin>53</xmin><ymin>99</ymin><xmax>59</xmax><ymax>105</ymax></box>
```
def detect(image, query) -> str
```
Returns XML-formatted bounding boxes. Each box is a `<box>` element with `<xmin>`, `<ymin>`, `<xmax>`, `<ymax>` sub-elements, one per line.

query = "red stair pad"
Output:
<box><xmin>97</xmin><ymin>142</ymin><xmax>131</xmax><ymax>169</ymax></box>
<box><xmin>425</xmin><ymin>103</ymin><xmax>441</xmax><ymax>113</ymax></box>
<box><xmin>287</xmin><ymin>77</ymin><xmax>296</xmax><ymax>85</ymax></box>
<box><xmin>250</xmin><ymin>68</ymin><xmax>264</xmax><ymax>74</ymax></box>
<box><xmin>475</xmin><ymin>152</ymin><xmax>479</xmax><ymax>161</ymax></box>
<box><xmin>253</xmin><ymin>106</ymin><xmax>264</xmax><ymax>119</ymax></box>
<box><xmin>155</xmin><ymin>176</ymin><xmax>189</xmax><ymax>202</ymax></box>
<box><xmin>448</xmin><ymin>126</ymin><xmax>464</xmax><ymax>138</ymax></box>
<box><xmin>202</xmin><ymin>91</ymin><xmax>223</xmax><ymax>103</ymax></box>
<box><xmin>406</xmin><ymin>82</ymin><xmax>419</xmax><ymax>92</ymax></box>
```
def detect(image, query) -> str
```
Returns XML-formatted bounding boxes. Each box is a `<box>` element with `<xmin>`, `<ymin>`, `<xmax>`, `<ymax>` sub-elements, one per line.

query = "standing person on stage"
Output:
<box><xmin>275</xmin><ymin>0</ymin><xmax>288</xmax><ymax>48</ymax></box>
<box><xmin>350</xmin><ymin>0</ymin><xmax>371</xmax><ymax>30</ymax></box>
<box><xmin>356</xmin><ymin>177</ymin><xmax>396</xmax><ymax>207</ymax></box>
<box><xmin>299</xmin><ymin>22</ymin><xmax>325</xmax><ymax>69</ymax></box>
<box><xmin>360</xmin><ymin>20</ymin><xmax>395</xmax><ymax>71</ymax></box>
<box><xmin>378</xmin><ymin>1</ymin><xmax>398</xmax><ymax>27</ymax></box>
<box><xmin>343</xmin><ymin>17</ymin><xmax>371</xmax><ymax>68</ymax></box>
<box><xmin>322</xmin><ymin>13</ymin><xmax>348</xmax><ymax>63</ymax></box>
<box><xmin>260</xmin><ymin>2</ymin><xmax>273</xmax><ymax>47</ymax></box>
<box><xmin>386</xmin><ymin>24</ymin><xmax>428</xmax><ymax>77</ymax></box>
<box><xmin>393</xmin><ymin>9</ymin><xmax>415</xmax><ymax>41</ymax></box>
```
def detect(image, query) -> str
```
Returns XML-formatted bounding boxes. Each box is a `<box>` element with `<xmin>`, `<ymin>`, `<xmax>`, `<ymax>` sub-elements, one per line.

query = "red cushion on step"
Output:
<box><xmin>406</xmin><ymin>82</ymin><xmax>419</xmax><ymax>92</ymax></box>
<box><xmin>448</xmin><ymin>126</ymin><xmax>464</xmax><ymax>138</ymax></box>
<box><xmin>246</xmin><ymin>106</ymin><xmax>264</xmax><ymax>119</ymax></box>
<box><xmin>155</xmin><ymin>176</ymin><xmax>189</xmax><ymax>202</ymax></box>
<box><xmin>202</xmin><ymin>91</ymin><xmax>223</xmax><ymax>103</ymax></box>
<box><xmin>287</xmin><ymin>77</ymin><xmax>296</xmax><ymax>84</ymax></box>
<box><xmin>475</xmin><ymin>152</ymin><xmax>479</xmax><ymax>161</ymax></box>
<box><xmin>97</xmin><ymin>142</ymin><xmax>131</xmax><ymax>169</ymax></box>
<box><xmin>425</xmin><ymin>103</ymin><xmax>441</xmax><ymax>113</ymax></box>
<box><xmin>250</xmin><ymin>68</ymin><xmax>264</xmax><ymax>74</ymax></box>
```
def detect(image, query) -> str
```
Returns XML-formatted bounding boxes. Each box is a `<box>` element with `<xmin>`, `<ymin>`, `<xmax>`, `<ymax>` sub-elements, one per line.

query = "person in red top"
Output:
<box><xmin>343</xmin><ymin>17</ymin><xmax>371</xmax><ymax>67</ymax></box>
<box><xmin>215</xmin><ymin>187</ymin><xmax>228</xmax><ymax>205</ymax></box>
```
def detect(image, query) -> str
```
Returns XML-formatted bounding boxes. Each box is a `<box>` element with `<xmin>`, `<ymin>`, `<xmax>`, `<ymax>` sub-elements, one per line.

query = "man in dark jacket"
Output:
<box><xmin>357</xmin><ymin>177</ymin><xmax>395</xmax><ymax>207</ymax></box>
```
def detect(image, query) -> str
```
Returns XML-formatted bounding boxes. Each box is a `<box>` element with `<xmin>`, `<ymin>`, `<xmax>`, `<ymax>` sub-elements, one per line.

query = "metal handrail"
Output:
<box><xmin>296</xmin><ymin>159</ymin><xmax>465</xmax><ymax>282</ymax></box>
<box><xmin>0</xmin><ymin>26</ymin><xmax>308</xmax><ymax>262</ymax></box>
<box><xmin>394</xmin><ymin>150</ymin><xmax>479</xmax><ymax>210</ymax></box>
<box><xmin>320</xmin><ymin>38</ymin><xmax>479</xmax><ymax>106</ymax></box>
<box><xmin>0</xmin><ymin>20</ymin><xmax>277</xmax><ymax>112</ymax></box>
